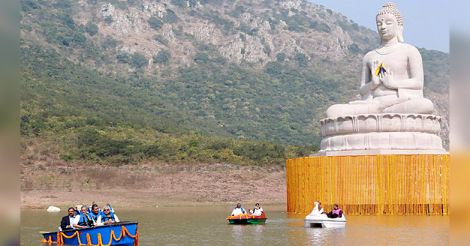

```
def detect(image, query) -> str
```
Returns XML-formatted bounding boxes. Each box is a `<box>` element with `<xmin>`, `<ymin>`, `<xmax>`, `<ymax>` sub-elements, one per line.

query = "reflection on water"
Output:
<box><xmin>231</xmin><ymin>225</ymin><xmax>243</xmax><ymax>240</ymax></box>
<box><xmin>304</xmin><ymin>227</ymin><xmax>345</xmax><ymax>245</ymax></box>
<box><xmin>230</xmin><ymin>224</ymin><xmax>265</xmax><ymax>244</ymax></box>
<box><xmin>21</xmin><ymin>205</ymin><xmax>448</xmax><ymax>245</ymax></box>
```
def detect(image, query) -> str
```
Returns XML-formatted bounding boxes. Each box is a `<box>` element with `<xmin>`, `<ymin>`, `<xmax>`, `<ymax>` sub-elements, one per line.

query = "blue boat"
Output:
<box><xmin>41</xmin><ymin>221</ymin><xmax>138</xmax><ymax>245</ymax></box>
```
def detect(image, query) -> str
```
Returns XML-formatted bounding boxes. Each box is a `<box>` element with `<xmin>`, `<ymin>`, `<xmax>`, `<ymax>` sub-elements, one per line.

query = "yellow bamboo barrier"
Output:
<box><xmin>286</xmin><ymin>154</ymin><xmax>449</xmax><ymax>215</ymax></box>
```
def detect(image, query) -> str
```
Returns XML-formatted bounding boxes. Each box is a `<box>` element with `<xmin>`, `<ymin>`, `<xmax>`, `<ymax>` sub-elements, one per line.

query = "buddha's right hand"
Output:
<box><xmin>371</xmin><ymin>60</ymin><xmax>381</xmax><ymax>87</ymax></box>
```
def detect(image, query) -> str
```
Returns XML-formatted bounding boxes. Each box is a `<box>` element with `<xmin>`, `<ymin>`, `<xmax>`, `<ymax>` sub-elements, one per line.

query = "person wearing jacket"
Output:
<box><xmin>100</xmin><ymin>205</ymin><xmax>120</xmax><ymax>225</ymax></box>
<box><xmin>74</xmin><ymin>205</ymin><xmax>94</xmax><ymax>229</ymax></box>
<box><xmin>60</xmin><ymin>207</ymin><xmax>78</xmax><ymax>230</ymax></box>
<box><xmin>89</xmin><ymin>204</ymin><xmax>104</xmax><ymax>226</ymax></box>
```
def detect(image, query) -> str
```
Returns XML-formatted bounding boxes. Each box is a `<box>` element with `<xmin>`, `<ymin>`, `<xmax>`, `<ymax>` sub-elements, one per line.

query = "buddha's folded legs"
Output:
<box><xmin>326</xmin><ymin>102</ymin><xmax>381</xmax><ymax>118</ymax></box>
<box><xmin>383</xmin><ymin>98</ymin><xmax>434</xmax><ymax>114</ymax></box>
<box><xmin>326</xmin><ymin>96</ymin><xmax>434</xmax><ymax>118</ymax></box>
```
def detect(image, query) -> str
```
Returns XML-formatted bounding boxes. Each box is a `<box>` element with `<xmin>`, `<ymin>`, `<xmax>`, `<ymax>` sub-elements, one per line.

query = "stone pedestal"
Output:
<box><xmin>318</xmin><ymin>114</ymin><xmax>446</xmax><ymax>156</ymax></box>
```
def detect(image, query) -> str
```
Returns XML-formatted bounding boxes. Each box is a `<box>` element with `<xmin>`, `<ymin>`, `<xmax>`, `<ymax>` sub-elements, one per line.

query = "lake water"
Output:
<box><xmin>21</xmin><ymin>205</ymin><xmax>448</xmax><ymax>245</ymax></box>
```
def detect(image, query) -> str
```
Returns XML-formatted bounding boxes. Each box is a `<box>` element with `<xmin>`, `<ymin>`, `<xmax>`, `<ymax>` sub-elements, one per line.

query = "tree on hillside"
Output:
<box><xmin>131</xmin><ymin>53</ymin><xmax>148</xmax><ymax>68</ymax></box>
<box><xmin>148</xmin><ymin>17</ymin><xmax>163</xmax><ymax>30</ymax></box>
<box><xmin>163</xmin><ymin>9</ymin><xmax>179</xmax><ymax>23</ymax></box>
<box><xmin>154</xmin><ymin>50</ymin><xmax>171</xmax><ymax>64</ymax></box>
<box><xmin>85</xmin><ymin>21</ymin><xmax>99</xmax><ymax>36</ymax></box>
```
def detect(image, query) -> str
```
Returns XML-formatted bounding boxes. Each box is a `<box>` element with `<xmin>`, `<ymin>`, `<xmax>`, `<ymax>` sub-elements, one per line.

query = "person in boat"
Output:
<box><xmin>251</xmin><ymin>203</ymin><xmax>264</xmax><ymax>216</ymax></box>
<box><xmin>326</xmin><ymin>204</ymin><xmax>343</xmax><ymax>218</ymax></box>
<box><xmin>60</xmin><ymin>207</ymin><xmax>78</xmax><ymax>230</ymax></box>
<box><xmin>231</xmin><ymin>203</ymin><xmax>247</xmax><ymax>216</ymax></box>
<box><xmin>89</xmin><ymin>204</ymin><xmax>104</xmax><ymax>226</ymax></box>
<box><xmin>100</xmin><ymin>205</ymin><xmax>120</xmax><ymax>225</ymax></box>
<box><xmin>107</xmin><ymin>203</ymin><xmax>115</xmax><ymax>213</ymax></box>
<box><xmin>73</xmin><ymin>205</ymin><xmax>94</xmax><ymax>229</ymax></box>
<box><xmin>75</xmin><ymin>204</ymin><xmax>83</xmax><ymax>216</ymax></box>
<box><xmin>88</xmin><ymin>201</ymin><xmax>99</xmax><ymax>214</ymax></box>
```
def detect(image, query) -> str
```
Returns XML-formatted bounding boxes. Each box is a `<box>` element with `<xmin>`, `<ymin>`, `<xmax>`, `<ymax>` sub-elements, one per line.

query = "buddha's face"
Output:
<box><xmin>376</xmin><ymin>13</ymin><xmax>399</xmax><ymax>41</ymax></box>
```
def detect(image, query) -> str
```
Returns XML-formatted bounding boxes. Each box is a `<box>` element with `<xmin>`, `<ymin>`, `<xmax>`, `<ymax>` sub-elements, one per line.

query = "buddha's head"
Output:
<box><xmin>376</xmin><ymin>2</ymin><xmax>404</xmax><ymax>43</ymax></box>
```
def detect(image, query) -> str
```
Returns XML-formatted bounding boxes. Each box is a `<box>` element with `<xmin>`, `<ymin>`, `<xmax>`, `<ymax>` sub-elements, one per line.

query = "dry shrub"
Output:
<box><xmin>79</xmin><ymin>166</ymin><xmax>150</xmax><ymax>190</ymax></box>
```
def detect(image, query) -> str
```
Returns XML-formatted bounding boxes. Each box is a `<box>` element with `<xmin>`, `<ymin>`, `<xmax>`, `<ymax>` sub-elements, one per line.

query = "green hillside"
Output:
<box><xmin>21</xmin><ymin>44</ymin><xmax>317</xmax><ymax>164</ymax></box>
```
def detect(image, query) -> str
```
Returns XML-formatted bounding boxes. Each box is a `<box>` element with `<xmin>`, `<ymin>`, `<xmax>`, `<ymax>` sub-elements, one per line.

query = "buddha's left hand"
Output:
<box><xmin>379</xmin><ymin>71</ymin><xmax>396</xmax><ymax>89</ymax></box>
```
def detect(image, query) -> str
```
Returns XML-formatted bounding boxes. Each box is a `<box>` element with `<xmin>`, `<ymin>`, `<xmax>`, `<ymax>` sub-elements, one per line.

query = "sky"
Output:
<box><xmin>309</xmin><ymin>1</ymin><xmax>449</xmax><ymax>52</ymax></box>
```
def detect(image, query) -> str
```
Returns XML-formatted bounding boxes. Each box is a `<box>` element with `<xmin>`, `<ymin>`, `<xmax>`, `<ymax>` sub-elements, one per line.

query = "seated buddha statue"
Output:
<box><xmin>326</xmin><ymin>3</ymin><xmax>434</xmax><ymax>119</ymax></box>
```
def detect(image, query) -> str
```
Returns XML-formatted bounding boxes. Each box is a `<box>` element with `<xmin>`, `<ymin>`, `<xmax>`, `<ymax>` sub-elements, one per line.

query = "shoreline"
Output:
<box><xmin>21</xmin><ymin>198</ymin><xmax>287</xmax><ymax>211</ymax></box>
<box><xmin>21</xmin><ymin>190</ymin><xmax>287</xmax><ymax>210</ymax></box>
<box><xmin>21</xmin><ymin>162</ymin><xmax>287</xmax><ymax>210</ymax></box>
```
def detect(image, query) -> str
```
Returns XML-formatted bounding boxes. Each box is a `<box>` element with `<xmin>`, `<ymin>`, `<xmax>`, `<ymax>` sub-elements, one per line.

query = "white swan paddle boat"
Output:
<box><xmin>304</xmin><ymin>202</ymin><xmax>346</xmax><ymax>228</ymax></box>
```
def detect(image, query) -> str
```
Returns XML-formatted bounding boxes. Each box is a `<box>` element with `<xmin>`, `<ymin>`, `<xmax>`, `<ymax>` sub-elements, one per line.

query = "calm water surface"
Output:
<box><xmin>21</xmin><ymin>205</ymin><xmax>448</xmax><ymax>245</ymax></box>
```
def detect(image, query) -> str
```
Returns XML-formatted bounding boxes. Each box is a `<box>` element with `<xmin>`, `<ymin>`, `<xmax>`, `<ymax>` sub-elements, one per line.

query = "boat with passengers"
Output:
<box><xmin>304</xmin><ymin>202</ymin><xmax>346</xmax><ymax>228</ymax></box>
<box><xmin>41</xmin><ymin>221</ymin><xmax>139</xmax><ymax>245</ymax></box>
<box><xmin>227</xmin><ymin>203</ymin><xmax>267</xmax><ymax>224</ymax></box>
<box><xmin>227</xmin><ymin>212</ymin><xmax>267</xmax><ymax>224</ymax></box>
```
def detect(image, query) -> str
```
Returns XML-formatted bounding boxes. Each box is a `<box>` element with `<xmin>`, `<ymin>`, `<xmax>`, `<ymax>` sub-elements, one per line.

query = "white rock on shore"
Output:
<box><xmin>47</xmin><ymin>206</ymin><xmax>61</xmax><ymax>213</ymax></box>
